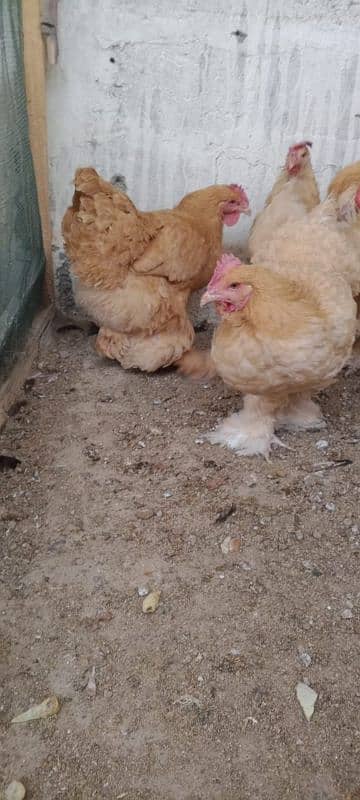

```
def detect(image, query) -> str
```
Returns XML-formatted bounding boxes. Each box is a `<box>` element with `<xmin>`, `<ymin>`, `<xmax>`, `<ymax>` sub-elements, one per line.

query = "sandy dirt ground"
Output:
<box><xmin>1</xmin><ymin>322</ymin><xmax>360</xmax><ymax>800</ymax></box>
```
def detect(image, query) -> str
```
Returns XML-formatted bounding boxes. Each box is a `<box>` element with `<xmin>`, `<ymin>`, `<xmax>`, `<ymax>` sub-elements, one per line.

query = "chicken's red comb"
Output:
<box><xmin>228</xmin><ymin>183</ymin><xmax>249</xmax><ymax>201</ymax></box>
<box><xmin>207</xmin><ymin>253</ymin><xmax>242</xmax><ymax>290</ymax></box>
<box><xmin>289</xmin><ymin>141</ymin><xmax>312</xmax><ymax>152</ymax></box>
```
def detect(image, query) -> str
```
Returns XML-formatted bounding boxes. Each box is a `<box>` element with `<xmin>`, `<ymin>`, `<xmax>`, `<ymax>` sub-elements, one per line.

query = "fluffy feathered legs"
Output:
<box><xmin>95</xmin><ymin>318</ymin><xmax>194</xmax><ymax>372</ymax></box>
<box><xmin>275</xmin><ymin>394</ymin><xmax>325</xmax><ymax>431</ymax></box>
<box><xmin>207</xmin><ymin>395</ymin><xmax>284</xmax><ymax>458</ymax></box>
<box><xmin>207</xmin><ymin>392</ymin><xmax>325</xmax><ymax>458</ymax></box>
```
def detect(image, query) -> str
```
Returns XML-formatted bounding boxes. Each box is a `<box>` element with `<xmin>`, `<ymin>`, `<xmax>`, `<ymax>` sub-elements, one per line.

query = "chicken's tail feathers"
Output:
<box><xmin>176</xmin><ymin>348</ymin><xmax>217</xmax><ymax>380</ymax></box>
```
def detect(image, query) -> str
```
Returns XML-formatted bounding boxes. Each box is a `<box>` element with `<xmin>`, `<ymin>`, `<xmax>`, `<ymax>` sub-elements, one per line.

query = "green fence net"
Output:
<box><xmin>0</xmin><ymin>0</ymin><xmax>45</xmax><ymax>382</ymax></box>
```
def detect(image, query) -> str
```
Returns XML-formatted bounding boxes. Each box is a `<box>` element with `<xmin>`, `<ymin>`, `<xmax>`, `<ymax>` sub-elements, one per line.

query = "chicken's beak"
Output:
<box><xmin>200</xmin><ymin>290</ymin><xmax>217</xmax><ymax>307</ymax></box>
<box><xmin>243</xmin><ymin>206</ymin><xmax>251</xmax><ymax>216</ymax></box>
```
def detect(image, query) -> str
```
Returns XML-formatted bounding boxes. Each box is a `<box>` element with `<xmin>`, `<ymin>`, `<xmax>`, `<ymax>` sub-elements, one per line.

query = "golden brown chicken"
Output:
<box><xmin>328</xmin><ymin>166</ymin><xmax>360</xmax><ymax>300</ymax></box>
<box><xmin>178</xmin><ymin>198</ymin><xmax>357</xmax><ymax>457</ymax></box>
<box><xmin>334</xmin><ymin>184</ymin><xmax>360</xmax><ymax>368</ymax></box>
<box><xmin>328</xmin><ymin>160</ymin><xmax>360</xmax><ymax>201</ymax></box>
<box><xmin>247</xmin><ymin>141</ymin><xmax>319</xmax><ymax>260</ymax></box>
<box><xmin>62</xmin><ymin>168</ymin><xmax>250</xmax><ymax>372</ymax></box>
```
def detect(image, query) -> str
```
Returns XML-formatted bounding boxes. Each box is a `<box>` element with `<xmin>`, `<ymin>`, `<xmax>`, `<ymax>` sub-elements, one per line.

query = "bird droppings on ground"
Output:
<box><xmin>0</xmin><ymin>325</ymin><xmax>360</xmax><ymax>799</ymax></box>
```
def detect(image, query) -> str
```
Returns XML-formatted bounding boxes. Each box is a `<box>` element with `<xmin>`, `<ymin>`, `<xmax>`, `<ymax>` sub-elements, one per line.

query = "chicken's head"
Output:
<box><xmin>177</xmin><ymin>184</ymin><xmax>250</xmax><ymax>225</ymax></box>
<box><xmin>220</xmin><ymin>185</ymin><xmax>251</xmax><ymax>226</ymax></box>
<box><xmin>201</xmin><ymin>254</ymin><xmax>253</xmax><ymax>314</ymax></box>
<box><xmin>285</xmin><ymin>141</ymin><xmax>312</xmax><ymax>176</ymax></box>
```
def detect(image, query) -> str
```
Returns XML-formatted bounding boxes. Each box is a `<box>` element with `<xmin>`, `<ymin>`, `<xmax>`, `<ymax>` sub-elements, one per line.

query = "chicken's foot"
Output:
<box><xmin>206</xmin><ymin>394</ymin><xmax>286</xmax><ymax>459</ymax></box>
<box><xmin>275</xmin><ymin>395</ymin><xmax>325</xmax><ymax>431</ymax></box>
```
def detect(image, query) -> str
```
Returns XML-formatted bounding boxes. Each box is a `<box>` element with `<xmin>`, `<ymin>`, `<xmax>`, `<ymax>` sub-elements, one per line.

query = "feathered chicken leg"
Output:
<box><xmin>96</xmin><ymin>315</ymin><xmax>195</xmax><ymax>372</ymax></box>
<box><xmin>207</xmin><ymin>392</ymin><xmax>325</xmax><ymax>458</ymax></box>
<box><xmin>207</xmin><ymin>395</ymin><xmax>286</xmax><ymax>458</ymax></box>
<box><xmin>275</xmin><ymin>394</ymin><xmax>325</xmax><ymax>431</ymax></box>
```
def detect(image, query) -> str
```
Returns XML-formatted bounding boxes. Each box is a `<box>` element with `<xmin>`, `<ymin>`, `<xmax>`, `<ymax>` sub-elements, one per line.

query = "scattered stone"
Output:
<box><xmin>215</xmin><ymin>504</ymin><xmax>236</xmax><ymax>524</ymax></box>
<box><xmin>163</xmin><ymin>490</ymin><xmax>172</xmax><ymax>499</ymax></box>
<box><xmin>85</xmin><ymin>666</ymin><xmax>97</xmax><ymax>697</ymax></box>
<box><xmin>244</xmin><ymin>473</ymin><xmax>257</xmax><ymax>487</ymax></box>
<box><xmin>173</xmin><ymin>695</ymin><xmax>201</xmax><ymax>710</ymax></box>
<box><xmin>220</xmin><ymin>535</ymin><xmax>241</xmax><ymax>554</ymax></box>
<box><xmin>11</xmin><ymin>695</ymin><xmax>60</xmax><ymax>723</ymax></box>
<box><xmin>325</xmin><ymin>502</ymin><xmax>336</xmax><ymax>512</ymax></box>
<box><xmin>341</xmin><ymin>608</ymin><xmax>353</xmax><ymax>620</ymax></box>
<box><xmin>83</xmin><ymin>445</ymin><xmax>100</xmax><ymax>462</ymax></box>
<box><xmin>206</xmin><ymin>476</ymin><xmax>225</xmax><ymax>491</ymax></box>
<box><xmin>195</xmin><ymin>653</ymin><xmax>203</xmax><ymax>663</ymax></box>
<box><xmin>316</xmin><ymin>439</ymin><xmax>329</xmax><ymax>450</ymax></box>
<box><xmin>296</xmin><ymin>681</ymin><xmax>318</xmax><ymax>721</ymax></box>
<box><xmin>142</xmin><ymin>590</ymin><xmax>161</xmax><ymax>614</ymax></box>
<box><xmin>5</xmin><ymin>781</ymin><xmax>26</xmax><ymax>800</ymax></box>
<box><xmin>136</xmin><ymin>509</ymin><xmax>155</xmax><ymax>520</ymax></box>
<box><xmin>241</xmin><ymin>561</ymin><xmax>253</xmax><ymax>571</ymax></box>
<box><xmin>137</xmin><ymin>586</ymin><xmax>149</xmax><ymax>597</ymax></box>
<box><xmin>297</xmin><ymin>649</ymin><xmax>312</xmax><ymax>667</ymax></box>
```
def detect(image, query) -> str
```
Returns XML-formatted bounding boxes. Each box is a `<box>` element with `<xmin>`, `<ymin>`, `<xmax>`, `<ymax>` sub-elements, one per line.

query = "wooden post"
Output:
<box><xmin>21</xmin><ymin>0</ymin><xmax>54</xmax><ymax>303</ymax></box>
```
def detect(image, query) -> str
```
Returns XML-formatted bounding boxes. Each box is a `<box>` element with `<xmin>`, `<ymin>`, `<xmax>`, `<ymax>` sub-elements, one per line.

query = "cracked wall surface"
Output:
<box><xmin>47</xmin><ymin>0</ymin><xmax>360</xmax><ymax>313</ymax></box>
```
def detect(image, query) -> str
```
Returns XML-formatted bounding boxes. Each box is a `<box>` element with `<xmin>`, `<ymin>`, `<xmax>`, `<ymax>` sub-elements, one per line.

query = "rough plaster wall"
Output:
<box><xmin>47</xmin><ymin>0</ymin><xmax>360</xmax><ymax>313</ymax></box>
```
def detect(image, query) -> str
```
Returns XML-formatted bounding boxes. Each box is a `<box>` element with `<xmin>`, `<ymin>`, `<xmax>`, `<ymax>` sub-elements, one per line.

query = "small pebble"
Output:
<box><xmin>245</xmin><ymin>473</ymin><xmax>257</xmax><ymax>487</ymax></box>
<box><xmin>164</xmin><ymin>490</ymin><xmax>172</xmax><ymax>498</ymax></box>
<box><xmin>325</xmin><ymin>502</ymin><xmax>336</xmax><ymax>512</ymax></box>
<box><xmin>5</xmin><ymin>782</ymin><xmax>26</xmax><ymax>800</ymax></box>
<box><xmin>136</xmin><ymin>509</ymin><xmax>155</xmax><ymax>520</ymax></box>
<box><xmin>230</xmin><ymin>648</ymin><xmax>241</xmax><ymax>656</ymax></box>
<box><xmin>137</xmin><ymin>586</ymin><xmax>149</xmax><ymax>597</ymax></box>
<box><xmin>221</xmin><ymin>535</ymin><xmax>241</xmax><ymax>554</ymax></box>
<box><xmin>341</xmin><ymin>608</ymin><xmax>353</xmax><ymax>620</ymax></box>
<box><xmin>195</xmin><ymin>653</ymin><xmax>203</xmax><ymax>663</ymax></box>
<box><xmin>298</xmin><ymin>650</ymin><xmax>312</xmax><ymax>667</ymax></box>
<box><xmin>296</xmin><ymin>681</ymin><xmax>318</xmax><ymax>721</ymax></box>
<box><xmin>195</xmin><ymin>438</ymin><xmax>204</xmax><ymax>445</ymax></box>
<box><xmin>316</xmin><ymin>439</ymin><xmax>329</xmax><ymax>450</ymax></box>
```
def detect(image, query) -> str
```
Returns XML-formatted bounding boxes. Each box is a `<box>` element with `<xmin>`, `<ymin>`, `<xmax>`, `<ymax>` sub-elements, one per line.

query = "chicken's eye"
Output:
<box><xmin>229</xmin><ymin>282</ymin><xmax>239</xmax><ymax>289</ymax></box>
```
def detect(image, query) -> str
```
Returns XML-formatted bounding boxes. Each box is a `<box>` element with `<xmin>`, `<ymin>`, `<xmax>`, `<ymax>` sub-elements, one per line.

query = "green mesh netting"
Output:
<box><xmin>0</xmin><ymin>0</ymin><xmax>45</xmax><ymax>381</ymax></box>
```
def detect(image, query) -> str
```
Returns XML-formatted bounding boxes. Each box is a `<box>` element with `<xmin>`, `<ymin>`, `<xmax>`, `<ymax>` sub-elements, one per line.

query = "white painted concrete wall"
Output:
<box><xmin>48</xmin><ymin>0</ymin><xmax>360</xmax><ymax>261</ymax></box>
